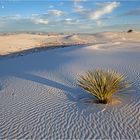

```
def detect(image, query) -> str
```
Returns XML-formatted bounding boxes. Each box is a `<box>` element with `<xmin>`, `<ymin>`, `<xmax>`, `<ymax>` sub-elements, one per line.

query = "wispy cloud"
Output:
<box><xmin>47</xmin><ymin>10</ymin><xmax>64</xmax><ymax>16</ymax></box>
<box><xmin>31</xmin><ymin>18</ymin><xmax>49</xmax><ymax>25</ymax></box>
<box><xmin>0</xmin><ymin>14</ymin><xmax>21</xmax><ymax>20</ymax></box>
<box><xmin>0</xmin><ymin>14</ymin><xmax>49</xmax><ymax>25</ymax></box>
<box><xmin>0</xmin><ymin>14</ymin><xmax>49</xmax><ymax>32</ymax></box>
<box><xmin>73</xmin><ymin>0</ymin><xmax>85</xmax><ymax>13</ymax></box>
<box><xmin>74</xmin><ymin>2</ymin><xmax>119</xmax><ymax>26</ymax></box>
<box><xmin>61</xmin><ymin>18</ymin><xmax>79</xmax><ymax>25</ymax></box>
<box><xmin>89</xmin><ymin>2</ymin><xmax>120</xmax><ymax>20</ymax></box>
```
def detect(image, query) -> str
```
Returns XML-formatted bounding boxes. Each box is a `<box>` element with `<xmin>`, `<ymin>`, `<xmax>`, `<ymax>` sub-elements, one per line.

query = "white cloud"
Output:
<box><xmin>32</xmin><ymin>19</ymin><xmax>49</xmax><ymax>25</ymax></box>
<box><xmin>0</xmin><ymin>14</ymin><xmax>21</xmax><ymax>20</ymax></box>
<box><xmin>31</xmin><ymin>14</ymin><xmax>40</xmax><ymax>17</ymax></box>
<box><xmin>62</xmin><ymin>18</ymin><xmax>79</xmax><ymax>25</ymax></box>
<box><xmin>74</xmin><ymin>2</ymin><xmax>119</xmax><ymax>26</ymax></box>
<box><xmin>75</xmin><ymin>2</ymin><xmax>119</xmax><ymax>20</ymax></box>
<box><xmin>89</xmin><ymin>2</ymin><xmax>120</xmax><ymax>20</ymax></box>
<box><xmin>0</xmin><ymin>14</ymin><xmax>49</xmax><ymax>26</ymax></box>
<box><xmin>73</xmin><ymin>0</ymin><xmax>85</xmax><ymax>13</ymax></box>
<box><xmin>74</xmin><ymin>5</ymin><xmax>85</xmax><ymax>13</ymax></box>
<box><xmin>48</xmin><ymin>10</ymin><xmax>63</xmax><ymax>16</ymax></box>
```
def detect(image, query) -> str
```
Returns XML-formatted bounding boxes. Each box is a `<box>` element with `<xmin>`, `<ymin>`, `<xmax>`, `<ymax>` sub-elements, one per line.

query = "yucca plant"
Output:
<box><xmin>78</xmin><ymin>69</ymin><xmax>130</xmax><ymax>104</ymax></box>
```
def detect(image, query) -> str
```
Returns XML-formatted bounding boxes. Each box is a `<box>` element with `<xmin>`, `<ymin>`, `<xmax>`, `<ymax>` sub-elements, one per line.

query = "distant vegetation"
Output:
<box><xmin>78</xmin><ymin>69</ymin><xmax>130</xmax><ymax>104</ymax></box>
<box><xmin>127</xmin><ymin>29</ymin><xmax>133</xmax><ymax>33</ymax></box>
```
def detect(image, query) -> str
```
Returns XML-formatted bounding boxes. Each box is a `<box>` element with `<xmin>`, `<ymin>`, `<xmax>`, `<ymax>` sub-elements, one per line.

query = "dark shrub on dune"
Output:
<box><xmin>127</xmin><ymin>29</ymin><xmax>133</xmax><ymax>33</ymax></box>
<box><xmin>78</xmin><ymin>69</ymin><xmax>130</xmax><ymax>104</ymax></box>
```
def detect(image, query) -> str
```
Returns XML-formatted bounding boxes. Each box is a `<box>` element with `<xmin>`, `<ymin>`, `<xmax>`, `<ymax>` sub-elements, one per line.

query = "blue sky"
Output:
<box><xmin>0</xmin><ymin>0</ymin><xmax>140</xmax><ymax>33</ymax></box>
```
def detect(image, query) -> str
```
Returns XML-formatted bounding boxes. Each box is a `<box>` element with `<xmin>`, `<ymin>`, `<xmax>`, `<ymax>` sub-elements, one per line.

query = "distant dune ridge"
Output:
<box><xmin>0</xmin><ymin>31</ymin><xmax>140</xmax><ymax>139</ymax></box>
<box><xmin>0</xmin><ymin>31</ymin><xmax>140</xmax><ymax>56</ymax></box>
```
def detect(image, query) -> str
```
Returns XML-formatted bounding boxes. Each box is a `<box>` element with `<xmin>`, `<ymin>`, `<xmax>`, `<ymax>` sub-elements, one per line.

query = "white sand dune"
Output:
<box><xmin>0</xmin><ymin>32</ymin><xmax>140</xmax><ymax>139</ymax></box>
<box><xmin>0</xmin><ymin>33</ymin><xmax>89</xmax><ymax>56</ymax></box>
<box><xmin>1</xmin><ymin>32</ymin><xmax>140</xmax><ymax>56</ymax></box>
<box><xmin>85</xmin><ymin>42</ymin><xmax>140</xmax><ymax>51</ymax></box>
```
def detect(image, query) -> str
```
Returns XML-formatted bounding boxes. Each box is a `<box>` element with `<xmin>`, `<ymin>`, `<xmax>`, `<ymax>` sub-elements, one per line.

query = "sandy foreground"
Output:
<box><xmin>0</xmin><ymin>32</ymin><xmax>140</xmax><ymax>139</ymax></box>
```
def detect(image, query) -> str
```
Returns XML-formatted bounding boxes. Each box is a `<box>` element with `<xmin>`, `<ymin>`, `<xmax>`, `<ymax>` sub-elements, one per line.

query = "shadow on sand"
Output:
<box><xmin>16</xmin><ymin>72</ymin><xmax>83</xmax><ymax>102</ymax></box>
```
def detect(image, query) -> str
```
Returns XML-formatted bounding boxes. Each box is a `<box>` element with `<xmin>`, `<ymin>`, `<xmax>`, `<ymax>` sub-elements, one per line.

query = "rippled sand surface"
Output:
<box><xmin>0</xmin><ymin>43</ymin><xmax>140</xmax><ymax>139</ymax></box>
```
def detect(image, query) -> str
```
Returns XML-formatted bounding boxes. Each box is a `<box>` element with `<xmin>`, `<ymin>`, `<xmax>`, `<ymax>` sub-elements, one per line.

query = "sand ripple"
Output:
<box><xmin>0</xmin><ymin>45</ymin><xmax>140</xmax><ymax>139</ymax></box>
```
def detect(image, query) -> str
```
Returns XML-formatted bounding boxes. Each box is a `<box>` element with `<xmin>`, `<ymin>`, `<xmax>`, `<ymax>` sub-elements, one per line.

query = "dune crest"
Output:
<box><xmin>1</xmin><ymin>32</ymin><xmax>140</xmax><ymax>56</ymax></box>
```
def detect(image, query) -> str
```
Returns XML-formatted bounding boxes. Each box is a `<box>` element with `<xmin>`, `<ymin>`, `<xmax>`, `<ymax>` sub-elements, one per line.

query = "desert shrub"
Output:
<box><xmin>77</xmin><ymin>69</ymin><xmax>130</xmax><ymax>104</ymax></box>
<box><xmin>127</xmin><ymin>29</ymin><xmax>133</xmax><ymax>33</ymax></box>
